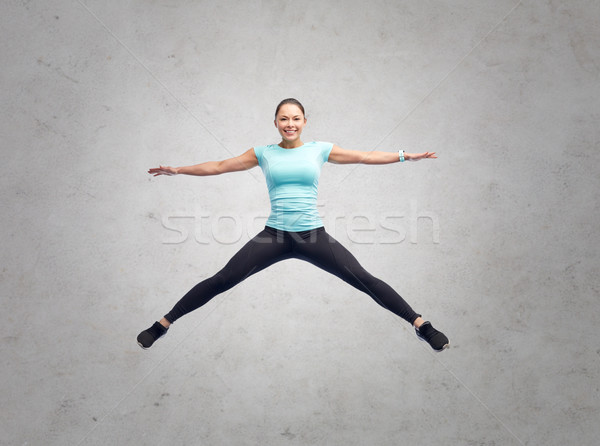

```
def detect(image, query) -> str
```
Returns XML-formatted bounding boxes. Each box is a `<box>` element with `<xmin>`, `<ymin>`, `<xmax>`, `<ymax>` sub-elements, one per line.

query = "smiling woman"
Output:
<box><xmin>138</xmin><ymin>98</ymin><xmax>449</xmax><ymax>353</ymax></box>
<box><xmin>274</xmin><ymin>98</ymin><xmax>307</xmax><ymax>148</ymax></box>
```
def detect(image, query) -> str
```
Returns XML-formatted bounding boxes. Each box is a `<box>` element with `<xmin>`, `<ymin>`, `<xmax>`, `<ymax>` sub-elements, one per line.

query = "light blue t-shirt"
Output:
<box><xmin>253</xmin><ymin>141</ymin><xmax>334</xmax><ymax>232</ymax></box>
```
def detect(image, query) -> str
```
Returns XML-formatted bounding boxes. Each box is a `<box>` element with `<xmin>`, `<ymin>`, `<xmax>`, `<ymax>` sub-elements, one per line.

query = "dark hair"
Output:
<box><xmin>275</xmin><ymin>98</ymin><xmax>305</xmax><ymax>118</ymax></box>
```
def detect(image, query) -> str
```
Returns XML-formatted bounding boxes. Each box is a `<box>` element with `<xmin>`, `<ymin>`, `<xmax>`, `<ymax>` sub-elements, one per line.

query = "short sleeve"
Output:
<box><xmin>253</xmin><ymin>145</ymin><xmax>266</xmax><ymax>167</ymax></box>
<box><xmin>321</xmin><ymin>142</ymin><xmax>334</xmax><ymax>163</ymax></box>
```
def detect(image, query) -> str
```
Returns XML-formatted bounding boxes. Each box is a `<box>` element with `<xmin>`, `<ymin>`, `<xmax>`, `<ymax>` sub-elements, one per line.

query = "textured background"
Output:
<box><xmin>1</xmin><ymin>1</ymin><xmax>599</xmax><ymax>445</ymax></box>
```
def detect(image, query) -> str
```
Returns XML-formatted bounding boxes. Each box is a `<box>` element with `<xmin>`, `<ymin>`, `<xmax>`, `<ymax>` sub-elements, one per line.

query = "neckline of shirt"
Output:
<box><xmin>276</xmin><ymin>143</ymin><xmax>307</xmax><ymax>150</ymax></box>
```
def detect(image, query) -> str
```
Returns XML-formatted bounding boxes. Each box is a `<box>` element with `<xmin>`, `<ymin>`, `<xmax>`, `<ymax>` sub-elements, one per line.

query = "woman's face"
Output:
<box><xmin>274</xmin><ymin>104</ymin><xmax>307</xmax><ymax>144</ymax></box>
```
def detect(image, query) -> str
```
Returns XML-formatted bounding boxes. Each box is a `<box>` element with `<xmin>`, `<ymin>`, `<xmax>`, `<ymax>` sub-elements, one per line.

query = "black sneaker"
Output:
<box><xmin>137</xmin><ymin>322</ymin><xmax>168</xmax><ymax>349</ymax></box>
<box><xmin>416</xmin><ymin>321</ymin><xmax>449</xmax><ymax>352</ymax></box>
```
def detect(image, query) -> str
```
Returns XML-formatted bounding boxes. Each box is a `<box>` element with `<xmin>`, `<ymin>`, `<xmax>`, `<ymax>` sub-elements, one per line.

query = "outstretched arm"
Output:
<box><xmin>148</xmin><ymin>148</ymin><xmax>259</xmax><ymax>176</ymax></box>
<box><xmin>328</xmin><ymin>145</ymin><xmax>437</xmax><ymax>164</ymax></box>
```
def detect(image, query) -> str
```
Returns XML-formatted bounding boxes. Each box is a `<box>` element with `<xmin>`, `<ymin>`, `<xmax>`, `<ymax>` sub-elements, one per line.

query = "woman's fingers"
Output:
<box><xmin>148</xmin><ymin>166</ymin><xmax>173</xmax><ymax>175</ymax></box>
<box><xmin>407</xmin><ymin>152</ymin><xmax>437</xmax><ymax>161</ymax></box>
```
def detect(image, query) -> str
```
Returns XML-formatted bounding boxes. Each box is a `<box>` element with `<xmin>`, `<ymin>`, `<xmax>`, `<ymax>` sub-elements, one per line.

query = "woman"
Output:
<box><xmin>138</xmin><ymin>98</ymin><xmax>449</xmax><ymax>352</ymax></box>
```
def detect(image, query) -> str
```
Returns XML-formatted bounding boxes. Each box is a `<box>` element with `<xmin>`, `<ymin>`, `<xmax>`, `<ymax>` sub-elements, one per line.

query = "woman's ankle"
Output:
<box><xmin>413</xmin><ymin>317</ymin><xmax>425</xmax><ymax>329</ymax></box>
<box><xmin>159</xmin><ymin>318</ymin><xmax>171</xmax><ymax>329</ymax></box>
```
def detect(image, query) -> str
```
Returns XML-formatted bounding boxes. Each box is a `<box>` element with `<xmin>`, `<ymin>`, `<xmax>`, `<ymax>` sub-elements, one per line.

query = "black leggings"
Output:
<box><xmin>164</xmin><ymin>226</ymin><xmax>421</xmax><ymax>324</ymax></box>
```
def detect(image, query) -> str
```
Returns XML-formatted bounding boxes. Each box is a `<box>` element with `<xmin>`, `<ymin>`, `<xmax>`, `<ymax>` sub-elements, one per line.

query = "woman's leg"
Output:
<box><xmin>138</xmin><ymin>227</ymin><xmax>292</xmax><ymax>349</ymax></box>
<box><xmin>292</xmin><ymin>227</ymin><xmax>448</xmax><ymax>351</ymax></box>
<box><xmin>292</xmin><ymin>227</ymin><xmax>421</xmax><ymax>324</ymax></box>
<box><xmin>163</xmin><ymin>226</ymin><xmax>293</xmax><ymax>324</ymax></box>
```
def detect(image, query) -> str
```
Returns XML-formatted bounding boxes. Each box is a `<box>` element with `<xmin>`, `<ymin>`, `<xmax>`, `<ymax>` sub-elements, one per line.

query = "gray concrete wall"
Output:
<box><xmin>2</xmin><ymin>0</ymin><xmax>599</xmax><ymax>445</ymax></box>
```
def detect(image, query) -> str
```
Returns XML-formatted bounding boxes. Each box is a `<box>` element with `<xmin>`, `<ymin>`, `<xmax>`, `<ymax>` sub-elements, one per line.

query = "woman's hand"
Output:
<box><xmin>406</xmin><ymin>152</ymin><xmax>437</xmax><ymax>161</ymax></box>
<box><xmin>148</xmin><ymin>165</ymin><xmax>179</xmax><ymax>176</ymax></box>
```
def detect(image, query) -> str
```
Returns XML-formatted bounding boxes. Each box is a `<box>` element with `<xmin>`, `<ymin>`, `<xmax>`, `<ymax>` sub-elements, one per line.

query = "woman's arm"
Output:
<box><xmin>327</xmin><ymin>144</ymin><xmax>437</xmax><ymax>164</ymax></box>
<box><xmin>148</xmin><ymin>148</ymin><xmax>259</xmax><ymax>176</ymax></box>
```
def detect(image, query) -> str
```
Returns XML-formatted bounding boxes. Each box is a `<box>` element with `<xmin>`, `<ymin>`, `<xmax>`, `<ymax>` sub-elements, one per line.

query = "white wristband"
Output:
<box><xmin>398</xmin><ymin>149</ymin><xmax>405</xmax><ymax>162</ymax></box>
